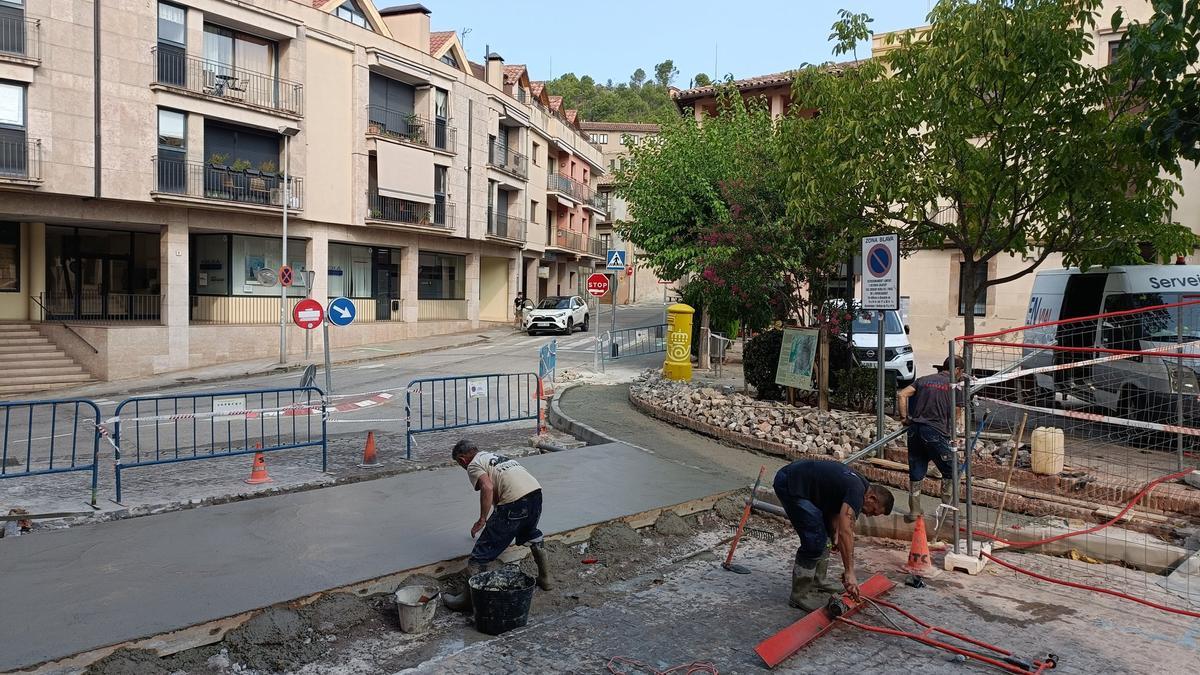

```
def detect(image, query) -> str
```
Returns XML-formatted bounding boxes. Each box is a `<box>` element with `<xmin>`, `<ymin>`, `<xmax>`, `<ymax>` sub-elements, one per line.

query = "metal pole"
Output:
<box><xmin>876</xmin><ymin>311</ymin><xmax>886</xmax><ymax>442</ymax></box>
<box><xmin>963</xmin><ymin>341</ymin><xmax>974</xmax><ymax>556</ymax></box>
<box><xmin>323</xmin><ymin>320</ymin><xmax>333</xmax><ymax>395</ymax></box>
<box><xmin>1178</xmin><ymin>308</ymin><xmax>1185</xmax><ymax>471</ymax></box>
<box><xmin>279</xmin><ymin>134</ymin><xmax>289</xmax><ymax>365</ymax></box>
<box><xmin>611</xmin><ymin>272</ymin><xmax>618</xmax><ymax>337</ymax></box>
<box><xmin>949</xmin><ymin>339</ymin><xmax>959</xmax><ymax>556</ymax></box>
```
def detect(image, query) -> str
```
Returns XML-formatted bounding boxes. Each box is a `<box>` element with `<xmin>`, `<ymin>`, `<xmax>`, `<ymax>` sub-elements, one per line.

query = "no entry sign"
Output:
<box><xmin>292</xmin><ymin>298</ymin><xmax>324</xmax><ymax>329</ymax></box>
<box><xmin>586</xmin><ymin>272</ymin><xmax>610</xmax><ymax>297</ymax></box>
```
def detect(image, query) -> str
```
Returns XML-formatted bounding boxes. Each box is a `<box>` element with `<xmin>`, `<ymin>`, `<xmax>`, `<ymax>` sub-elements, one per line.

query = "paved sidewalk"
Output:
<box><xmin>5</xmin><ymin>326</ymin><xmax>515</xmax><ymax>402</ymax></box>
<box><xmin>0</xmin><ymin>442</ymin><xmax>738</xmax><ymax>672</ymax></box>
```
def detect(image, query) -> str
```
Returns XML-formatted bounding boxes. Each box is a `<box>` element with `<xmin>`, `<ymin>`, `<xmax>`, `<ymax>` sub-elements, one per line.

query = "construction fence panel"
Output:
<box><xmin>405</xmin><ymin>373</ymin><xmax>541</xmax><ymax>459</ymax></box>
<box><xmin>957</xmin><ymin>298</ymin><xmax>1200</xmax><ymax>616</ymax></box>
<box><xmin>112</xmin><ymin>387</ymin><xmax>327</xmax><ymax>503</ymax></box>
<box><xmin>0</xmin><ymin>398</ymin><xmax>102</xmax><ymax>507</ymax></box>
<box><xmin>598</xmin><ymin>323</ymin><xmax>667</xmax><ymax>370</ymax></box>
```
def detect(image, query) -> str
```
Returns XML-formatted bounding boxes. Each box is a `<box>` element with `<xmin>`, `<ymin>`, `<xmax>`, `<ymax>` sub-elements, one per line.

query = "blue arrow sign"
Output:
<box><xmin>327</xmin><ymin>297</ymin><xmax>357</xmax><ymax>327</ymax></box>
<box><xmin>606</xmin><ymin>249</ymin><xmax>627</xmax><ymax>270</ymax></box>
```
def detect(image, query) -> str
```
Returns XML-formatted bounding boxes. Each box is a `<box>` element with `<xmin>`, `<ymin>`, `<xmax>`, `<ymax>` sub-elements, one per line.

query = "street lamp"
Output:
<box><xmin>278</xmin><ymin>124</ymin><xmax>301</xmax><ymax>365</ymax></box>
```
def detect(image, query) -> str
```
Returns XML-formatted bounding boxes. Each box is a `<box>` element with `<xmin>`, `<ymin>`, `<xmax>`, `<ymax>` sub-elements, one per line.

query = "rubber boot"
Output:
<box><xmin>905</xmin><ymin>481</ymin><xmax>924</xmax><ymax>524</ymax></box>
<box><xmin>788</xmin><ymin>558</ymin><xmax>831</xmax><ymax>612</ymax></box>
<box><xmin>530</xmin><ymin>541</ymin><xmax>554</xmax><ymax>591</ymax></box>
<box><xmin>940</xmin><ymin>478</ymin><xmax>954</xmax><ymax>506</ymax></box>
<box><xmin>813</xmin><ymin>551</ymin><xmax>842</xmax><ymax>593</ymax></box>
<box><xmin>442</xmin><ymin>562</ymin><xmax>484</xmax><ymax>613</ymax></box>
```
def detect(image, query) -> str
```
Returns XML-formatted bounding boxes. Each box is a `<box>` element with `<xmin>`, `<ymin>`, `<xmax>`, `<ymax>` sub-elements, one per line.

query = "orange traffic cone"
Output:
<box><xmin>244</xmin><ymin>451</ymin><xmax>272</xmax><ymax>485</ymax></box>
<box><xmin>902</xmin><ymin>515</ymin><xmax>939</xmax><ymax>577</ymax></box>
<box><xmin>358</xmin><ymin>431</ymin><xmax>381</xmax><ymax>468</ymax></box>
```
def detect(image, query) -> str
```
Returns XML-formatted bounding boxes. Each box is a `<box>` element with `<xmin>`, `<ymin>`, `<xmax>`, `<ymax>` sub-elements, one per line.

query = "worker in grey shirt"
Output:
<box><xmin>896</xmin><ymin>355</ymin><xmax>964</xmax><ymax>522</ymax></box>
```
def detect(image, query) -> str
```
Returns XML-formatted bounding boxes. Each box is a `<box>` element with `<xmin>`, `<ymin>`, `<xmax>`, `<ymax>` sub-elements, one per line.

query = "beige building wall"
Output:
<box><xmin>479</xmin><ymin>256</ymin><xmax>509</xmax><ymax>321</ymax></box>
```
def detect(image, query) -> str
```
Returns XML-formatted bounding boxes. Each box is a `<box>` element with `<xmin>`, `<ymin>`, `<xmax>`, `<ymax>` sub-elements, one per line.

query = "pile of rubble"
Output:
<box><xmin>631</xmin><ymin>371</ymin><xmax>899</xmax><ymax>458</ymax></box>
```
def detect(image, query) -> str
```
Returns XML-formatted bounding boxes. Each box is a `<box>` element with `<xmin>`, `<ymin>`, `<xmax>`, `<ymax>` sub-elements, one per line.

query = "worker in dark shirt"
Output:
<box><xmin>897</xmin><ymin>355</ymin><xmax>965</xmax><ymax>523</ymax></box>
<box><xmin>772</xmin><ymin>460</ymin><xmax>894</xmax><ymax>610</ymax></box>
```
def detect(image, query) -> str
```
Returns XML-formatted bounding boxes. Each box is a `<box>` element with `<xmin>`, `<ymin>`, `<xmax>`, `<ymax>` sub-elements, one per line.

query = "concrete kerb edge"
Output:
<box><xmin>25</xmin><ymin>488</ymin><xmax>740</xmax><ymax>674</ymax></box>
<box><xmin>547</xmin><ymin>382</ymin><xmax>621</xmax><ymax>446</ymax></box>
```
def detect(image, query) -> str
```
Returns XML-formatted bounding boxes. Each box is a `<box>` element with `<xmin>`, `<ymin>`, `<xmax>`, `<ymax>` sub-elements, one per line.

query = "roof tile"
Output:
<box><xmin>429</xmin><ymin>30</ymin><xmax>454</xmax><ymax>56</ymax></box>
<box><xmin>503</xmin><ymin>64</ymin><xmax>527</xmax><ymax>85</ymax></box>
<box><xmin>579</xmin><ymin>121</ymin><xmax>661</xmax><ymax>133</ymax></box>
<box><xmin>672</xmin><ymin>61</ymin><xmax>857</xmax><ymax>101</ymax></box>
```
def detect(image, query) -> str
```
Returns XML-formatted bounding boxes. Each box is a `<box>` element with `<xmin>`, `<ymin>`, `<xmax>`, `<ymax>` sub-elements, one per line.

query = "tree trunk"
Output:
<box><xmin>818</xmin><ymin>323</ymin><xmax>830</xmax><ymax>411</ymax></box>
<box><xmin>961</xmin><ymin>258</ymin><xmax>979</xmax><ymax>339</ymax></box>
<box><xmin>699</xmin><ymin>307</ymin><xmax>711</xmax><ymax>370</ymax></box>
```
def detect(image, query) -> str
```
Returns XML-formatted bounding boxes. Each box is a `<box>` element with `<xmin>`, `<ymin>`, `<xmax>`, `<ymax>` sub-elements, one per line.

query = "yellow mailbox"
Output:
<box><xmin>663</xmin><ymin>303</ymin><xmax>695</xmax><ymax>381</ymax></box>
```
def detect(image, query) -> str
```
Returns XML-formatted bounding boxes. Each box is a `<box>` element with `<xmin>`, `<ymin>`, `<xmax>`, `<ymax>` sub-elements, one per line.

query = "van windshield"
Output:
<box><xmin>1101</xmin><ymin>293</ymin><xmax>1200</xmax><ymax>342</ymax></box>
<box><xmin>852</xmin><ymin>310</ymin><xmax>904</xmax><ymax>335</ymax></box>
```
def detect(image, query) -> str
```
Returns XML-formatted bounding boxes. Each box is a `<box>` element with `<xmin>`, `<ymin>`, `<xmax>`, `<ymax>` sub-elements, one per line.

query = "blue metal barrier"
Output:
<box><xmin>0</xmin><ymin>398</ymin><xmax>102</xmax><ymax>507</ymax></box>
<box><xmin>112</xmin><ymin>387</ymin><xmax>326</xmax><ymax>503</ymax></box>
<box><xmin>539</xmin><ymin>339</ymin><xmax>557</xmax><ymax>383</ymax></box>
<box><xmin>405</xmin><ymin>373</ymin><xmax>541</xmax><ymax>459</ymax></box>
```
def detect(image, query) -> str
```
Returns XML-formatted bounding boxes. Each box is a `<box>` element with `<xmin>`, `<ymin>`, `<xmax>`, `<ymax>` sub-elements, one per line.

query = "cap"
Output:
<box><xmin>935</xmin><ymin>355</ymin><xmax>965</xmax><ymax>372</ymax></box>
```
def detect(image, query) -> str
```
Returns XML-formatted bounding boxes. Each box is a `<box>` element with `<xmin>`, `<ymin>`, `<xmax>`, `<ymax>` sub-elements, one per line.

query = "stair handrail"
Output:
<box><xmin>30</xmin><ymin>294</ymin><xmax>99</xmax><ymax>354</ymax></box>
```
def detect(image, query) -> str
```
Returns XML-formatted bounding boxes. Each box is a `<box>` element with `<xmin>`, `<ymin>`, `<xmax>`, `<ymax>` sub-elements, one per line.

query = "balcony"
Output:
<box><xmin>367</xmin><ymin>193</ymin><xmax>454</xmax><ymax>230</ymax></box>
<box><xmin>588</xmin><ymin>235</ymin><xmax>605</xmax><ymax>258</ymax></box>
<box><xmin>547</xmin><ymin>173</ymin><xmax>591</xmax><ymax>204</ymax></box>
<box><xmin>367</xmin><ymin>107</ymin><xmax>456</xmax><ymax>154</ymax></box>
<box><xmin>487</xmin><ymin>210</ymin><xmax>526</xmax><ymax>244</ymax></box>
<box><xmin>0</xmin><ymin>15</ymin><xmax>39</xmax><ymax>63</ymax></box>
<box><xmin>586</xmin><ymin>191</ymin><xmax>609</xmax><ymax>214</ymax></box>
<box><xmin>0</xmin><ymin>137</ymin><xmax>41</xmax><ymax>184</ymax></box>
<box><xmin>152</xmin><ymin>157</ymin><xmax>303</xmax><ymax>210</ymax></box>
<box><xmin>488</xmin><ymin>141</ymin><xmax>528</xmax><ymax>180</ymax></box>
<box><xmin>152</xmin><ymin>47</ymin><xmax>304</xmax><ymax>117</ymax></box>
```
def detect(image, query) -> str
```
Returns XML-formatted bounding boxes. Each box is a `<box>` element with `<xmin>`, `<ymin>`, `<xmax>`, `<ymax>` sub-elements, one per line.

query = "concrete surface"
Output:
<box><xmin>0</xmin><ymin>442</ymin><xmax>739</xmax><ymax>672</ymax></box>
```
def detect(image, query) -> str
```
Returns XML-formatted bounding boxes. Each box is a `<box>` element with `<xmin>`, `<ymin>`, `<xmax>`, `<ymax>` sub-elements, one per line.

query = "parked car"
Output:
<box><xmin>828</xmin><ymin>301</ymin><xmax>917</xmax><ymax>386</ymax></box>
<box><xmin>526</xmin><ymin>295</ymin><xmax>589</xmax><ymax>335</ymax></box>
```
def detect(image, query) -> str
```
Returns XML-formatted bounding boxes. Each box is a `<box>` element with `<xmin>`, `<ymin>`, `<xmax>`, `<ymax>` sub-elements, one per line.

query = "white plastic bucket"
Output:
<box><xmin>395</xmin><ymin>585</ymin><xmax>440</xmax><ymax>633</ymax></box>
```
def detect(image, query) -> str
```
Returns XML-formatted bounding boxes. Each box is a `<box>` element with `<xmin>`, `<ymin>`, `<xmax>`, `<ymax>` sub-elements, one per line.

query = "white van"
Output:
<box><xmin>849</xmin><ymin>308</ymin><xmax>917</xmax><ymax>386</ymax></box>
<box><xmin>1023</xmin><ymin>265</ymin><xmax>1200</xmax><ymax>420</ymax></box>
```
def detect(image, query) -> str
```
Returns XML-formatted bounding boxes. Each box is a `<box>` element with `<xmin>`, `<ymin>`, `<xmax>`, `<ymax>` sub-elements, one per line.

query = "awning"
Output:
<box><xmin>376</xmin><ymin>141</ymin><xmax>434</xmax><ymax>204</ymax></box>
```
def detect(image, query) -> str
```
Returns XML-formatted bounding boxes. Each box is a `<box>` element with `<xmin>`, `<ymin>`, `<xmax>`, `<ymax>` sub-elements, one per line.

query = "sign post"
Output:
<box><xmin>606</xmin><ymin>250</ymin><xmax>627</xmax><ymax>352</ymax></box>
<box><xmin>861</xmin><ymin>234</ymin><xmax>900</xmax><ymax>443</ymax></box>
<box><xmin>292</xmin><ymin>298</ymin><xmax>327</xmax><ymax>393</ymax></box>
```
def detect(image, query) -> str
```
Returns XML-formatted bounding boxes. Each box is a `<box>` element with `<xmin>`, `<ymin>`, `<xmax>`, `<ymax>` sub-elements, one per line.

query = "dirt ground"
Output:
<box><xmin>85</xmin><ymin>496</ymin><xmax>1198</xmax><ymax>675</ymax></box>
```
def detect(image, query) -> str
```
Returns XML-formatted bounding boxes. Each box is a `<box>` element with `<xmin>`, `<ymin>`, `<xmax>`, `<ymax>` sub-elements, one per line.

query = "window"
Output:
<box><xmin>589</xmin><ymin>133</ymin><xmax>608</xmax><ymax>144</ymax></box>
<box><xmin>609</xmin><ymin>159</ymin><xmax>616</xmax><ymax>170</ymax></box>
<box><xmin>600</xmin><ymin>233</ymin><xmax>612</xmax><ymax>252</ymax></box>
<box><xmin>441</xmin><ymin>51</ymin><xmax>459</xmax><ymax>68</ymax></box>
<box><xmin>530</xmin><ymin>200</ymin><xmax>538</xmax><ymax>223</ymax></box>
<box><xmin>1107</xmin><ymin>38</ymin><xmax>1123</xmax><ymax>65</ymax></box>
<box><xmin>327</xmin><ymin>243</ymin><xmax>374</xmax><ymax>298</ymax></box>
<box><xmin>0</xmin><ymin>80</ymin><xmax>26</xmax><ymax>177</ymax></box>
<box><xmin>434</xmin><ymin>165</ymin><xmax>448</xmax><ymax>224</ymax></box>
<box><xmin>434</xmin><ymin>88</ymin><xmax>450</xmax><ymax>150</ymax></box>
<box><xmin>0</xmin><ymin>223</ymin><xmax>17</xmax><ymax>292</ymax></box>
<box><xmin>156</xmin><ymin>109</ymin><xmax>186</xmax><ymax>193</ymax></box>
<box><xmin>418</xmin><ymin>252</ymin><xmax>465</xmax><ymax>300</ymax></box>
<box><xmin>204</xmin><ymin>24</ymin><xmax>276</xmax><ymax>78</ymax></box>
<box><xmin>531</xmin><ymin>142</ymin><xmax>540</xmax><ymax>165</ymax></box>
<box><xmin>958</xmin><ymin>262</ymin><xmax>987</xmax><ymax>317</ymax></box>
<box><xmin>369</xmin><ymin>73</ymin><xmax>417</xmax><ymax>138</ymax></box>
<box><xmin>335</xmin><ymin>0</ymin><xmax>368</xmax><ymax>28</ymax></box>
<box><xmin>156</xmin><ymin>2</ymin><xmax>186</xmax><ymax>86</ymax></box>
<box><xmin>0</xmin><ymin>0</ymin><xmax>27</xmax><ymax>56</ymax></box>
<box><xmin>190</xmin><ymin>233</ymin><xmax>305</xmax><ymax>298</ymax></box>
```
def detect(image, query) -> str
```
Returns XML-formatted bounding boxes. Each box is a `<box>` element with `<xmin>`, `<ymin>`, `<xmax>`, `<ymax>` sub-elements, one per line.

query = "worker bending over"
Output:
<box><xmin>896</xmin><ymin>355</ymin><xmax>965</xmax><ymax>523</ymax></box>
<box><xmin>773</xmin><ymin>459</ymin><xmax>893</xmax><ymax>610</ymax></box>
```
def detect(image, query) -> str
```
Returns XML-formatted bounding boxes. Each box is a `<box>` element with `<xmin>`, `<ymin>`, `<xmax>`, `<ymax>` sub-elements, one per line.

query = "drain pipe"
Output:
<box><xmin>534</xmin><ymin>440</ymin><xmax>570</xmax><ymax>453</ymax></box>
<box><xmin>92</xmin><ymin>0</ymin><xmax>101</xmax><ymax>197</ymax></box>
<box><xmin>749</xmin><ymin>498</ymin><xmax>786</xmax><ymax>518</ymax></box>
<box><xmin>465</xmin><ymin>99</ymin><xmax>473</xmax><ymax>239</ymax></box>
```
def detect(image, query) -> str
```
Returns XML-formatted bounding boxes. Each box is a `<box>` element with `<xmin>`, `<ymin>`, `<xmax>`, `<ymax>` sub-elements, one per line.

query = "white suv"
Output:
<box><xmin>525</xmin><ymin>296</ymin><xmax>589</xmax><ymax>335</ymax></box>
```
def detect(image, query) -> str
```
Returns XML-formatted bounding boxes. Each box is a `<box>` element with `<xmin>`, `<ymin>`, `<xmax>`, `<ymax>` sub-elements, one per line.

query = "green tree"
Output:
<box><xmin>693</xmin><ymin>73</ymin><xmax>712</xmax><ymax>87</ymax></box>
<box><xmin>795</xmin><ymin>0</ymin><xmax>1192</xmax><ymax>337</ymax></box>
<box><xmin>1112</xmin><ymin>0</ymin><xmax>1200</xmax><ymax>164</ymax></box>
<box><xmin>654</xmin><ymin>59</ymin><xmax>679</xmax><ymax>88</ymax></box>
<box><xmin>545</xmin><ymin>65</ymin><xmax>679</xmax><ymax>123</ymax></box>
<box><xmin>630</xmin><ymin>68</ymin><xmax>647</xmax><ymax>88</ymax></box>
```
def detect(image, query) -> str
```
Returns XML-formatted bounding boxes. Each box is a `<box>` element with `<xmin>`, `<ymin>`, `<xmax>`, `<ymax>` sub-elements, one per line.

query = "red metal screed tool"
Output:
<box><xmin>723</xmin><ymin>465</ymin><xmax>766</xmax><ymax>575</ymax></box>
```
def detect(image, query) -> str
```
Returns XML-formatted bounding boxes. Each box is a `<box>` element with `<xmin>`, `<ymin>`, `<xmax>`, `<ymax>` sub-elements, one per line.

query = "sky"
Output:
<box><xmin>399</xmin><ymin>0</ymin><xmax>936</xmax><ymax>87</ymax></box>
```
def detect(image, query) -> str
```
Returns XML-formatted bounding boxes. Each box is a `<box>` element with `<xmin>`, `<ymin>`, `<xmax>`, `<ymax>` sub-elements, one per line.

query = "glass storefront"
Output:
<box><xmin>418</xmin><ymin>252</ymin><xmax>465</xmax><ymax>300</ymax></box>
<box><xmin>191</xmin><ymin>233</ymin><xmax>306</xmax><ymax>297</ymax></box>
<box><xmin>44</xmin><ymin>226</ymin><xmax>161</xmax><ymax>319</ymax></box>
<box><xmin>329</xmin><ymin>242</ymin><xmax>401</xmax><ymax>320</ymax></box>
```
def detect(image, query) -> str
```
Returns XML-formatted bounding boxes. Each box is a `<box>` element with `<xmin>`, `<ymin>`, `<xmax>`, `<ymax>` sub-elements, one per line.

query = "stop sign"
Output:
<box><xmin>292</xmin><ymin>298</ymin><xmax>325</xmax><ymax>329</ymax></box>
<box><xmin>586</xmin><ymin>272</ymin><xmax>610</xmax><ymax>297</ymax></box>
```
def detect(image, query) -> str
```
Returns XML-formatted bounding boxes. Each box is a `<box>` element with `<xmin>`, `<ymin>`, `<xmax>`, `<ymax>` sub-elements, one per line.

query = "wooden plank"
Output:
<box><xmin>755</xmin><ymin>574</ymin><xmax>895</xmax><ymax>669</ymax></box>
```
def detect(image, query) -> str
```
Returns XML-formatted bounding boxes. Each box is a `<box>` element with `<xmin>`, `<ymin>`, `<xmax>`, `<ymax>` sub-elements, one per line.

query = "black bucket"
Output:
<box><xmin>468</xmin><ymin>567</ymin><xmax>536</xmax><ymax>636</ymax></box>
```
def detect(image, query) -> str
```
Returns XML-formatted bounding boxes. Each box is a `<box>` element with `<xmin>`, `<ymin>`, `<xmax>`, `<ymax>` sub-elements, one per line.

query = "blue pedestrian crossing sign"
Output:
<box><xmin>606</xmin><ymin>249</ymin><xmax>627</xmax><ymax>270</ymax></box>
<box><xmin>327</xmin><ymin>297</ymin><xmax>357</xmax><ymax>327</ymax></box>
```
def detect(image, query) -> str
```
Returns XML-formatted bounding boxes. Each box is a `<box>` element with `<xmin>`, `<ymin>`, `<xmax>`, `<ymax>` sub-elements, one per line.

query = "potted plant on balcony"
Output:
<box><xmin>368</xmin><ymin>120</ymin><xmax>384</xmax><ymax>136</ymax></box>
<box><xmin>208</xmin><ymin>153</ymin><xmax>230</xmax><ymax>171</ymax></box>
<box><xmin>404</xmin><ymin>114</ymin><xmax>425</xmax><ymax>144</ymax></box>
<box><xmin>231</xmin><ymin>158</ymin><xmax>252</xmax><ymax>173</ymax></box>
<box><xmin>369</xmin><ymin>209</ymin><xmax>383</xmax><ymax>219</ymax></box>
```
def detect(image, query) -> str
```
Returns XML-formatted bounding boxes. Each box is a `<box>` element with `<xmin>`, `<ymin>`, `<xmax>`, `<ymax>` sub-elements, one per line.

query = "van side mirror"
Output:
<box><xmin>904</xmin><ymin>325</ymin><xmax>910</xmax><ymax>334</ymax></box>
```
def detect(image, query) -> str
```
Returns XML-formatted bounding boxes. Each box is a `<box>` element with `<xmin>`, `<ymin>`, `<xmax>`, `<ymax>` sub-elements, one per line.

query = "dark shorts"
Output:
<box><xmin>907</xmin><ymin>422</ymin><xmax>956</xmax><ymax>483</ymax></box>
<box><xmin>773</xmin><ymin>474</ymin><xmax>828</xmax><ymax>562</ymax></box>
<box><xmin>469</xmin><ymin>489</ymin><xmax>544</xmax><ymax>566</ymax></box>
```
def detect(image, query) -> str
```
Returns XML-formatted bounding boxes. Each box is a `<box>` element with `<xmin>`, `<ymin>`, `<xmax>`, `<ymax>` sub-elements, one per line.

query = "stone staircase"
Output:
<box><xmin>0</xmin><ymin>324</ymin><xmax>94</xmax><ymax>398</ymax></box>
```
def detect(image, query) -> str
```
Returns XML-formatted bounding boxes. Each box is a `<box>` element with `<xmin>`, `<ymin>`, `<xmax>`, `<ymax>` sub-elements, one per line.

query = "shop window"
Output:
<box><xmin>0</xmin><ymin>223</ymin><xmax>17</xmax><ymax>291</ymax></box>
<box><xmin>418</xmin><ymin>252</ymin><xmax>465</xmax><ymax>300</ymax></box>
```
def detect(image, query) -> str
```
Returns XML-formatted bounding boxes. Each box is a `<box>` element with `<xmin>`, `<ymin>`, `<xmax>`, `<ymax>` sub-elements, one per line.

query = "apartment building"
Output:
<box><xmin>0</xmin><ymin>1</ymin><xmax>606</xmax><ymax>387</ymax></box>
<box><xmin>579</xmin><ymin>120</ymin><xmax>665</xmax><ymax>305</ymax></box>
<box><xmin>671</xmin><ymin>0</ymin><xmax>1200</xmax><ymax>371</ymax></box>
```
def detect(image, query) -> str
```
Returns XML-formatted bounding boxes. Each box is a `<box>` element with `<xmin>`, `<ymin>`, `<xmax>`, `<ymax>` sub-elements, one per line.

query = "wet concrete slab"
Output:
<box><xmin>0</xmin><ymin>442</ymin><xmax>738</xmax><ymax>672</ymax></box>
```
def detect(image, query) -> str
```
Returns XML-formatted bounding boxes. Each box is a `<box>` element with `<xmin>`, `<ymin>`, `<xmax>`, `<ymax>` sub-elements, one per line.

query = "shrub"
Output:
<box><xmin>744</xmin><ymin>329</ymin><xmax>785</xmax><ymax>400</ymax></box>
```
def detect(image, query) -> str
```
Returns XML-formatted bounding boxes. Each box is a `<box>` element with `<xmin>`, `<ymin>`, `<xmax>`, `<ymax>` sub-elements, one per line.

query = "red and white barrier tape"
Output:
<box><xmin>970</xmin><ymin>341</ymin><xmax>1200</xmax><ymax>388</ymax></box>
<box><xmin>103</xmin><ymin>392</ymin><xmax>396</xmax><ymax>425</ymax></box>
<box><xmin>976</xmin><ymin>396</ymin><xmax>1200</xmax><ymax>436</ymax></box>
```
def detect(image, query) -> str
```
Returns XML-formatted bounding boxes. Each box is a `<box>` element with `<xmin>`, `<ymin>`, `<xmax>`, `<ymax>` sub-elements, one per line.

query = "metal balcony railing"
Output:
<box><xmin>0</xmin><ymin>137</ymin><xmax>41</xmax><ymax>181</ymax></box>
<box><xmin>555</xmin><ymin>228</ymin><xmax>583</xmax><ymax>252</ymax></box>
<box><xmin>368</xmin><ymin>193</ymin><xmax>453</xmax><ymax>228</ymax></box>
<box><xmin>367</xmin><ymin>107</ymin><xmax>457</xmax><ymax>153</ymax></box>
<box><xmin>152</xmin><ymin>47</ymin><xmax>304</xmax><ymax>116</ymax></box>
<box><xmin>488</xmin><ymin>140</ymin><xmax>528</xmax><ymax>179</ymax></box>
<box><xmin>40</xmin><ymin>292</ymin><xmax>161</xmax><ymax>322</ymax></box>
<box><xmin>0</xmin><ymin>16</ymin><xmax>39</xmax><ymax>61</ymax></box>
<box><xmin>154</xmin><ymin>157</ymin><xmax>304</xmax><ymax>209</ymax></box>
<box><xmin>587</xmin><ymin>191</ymin><xmax>610</xmax><ymax>212</ymax></box>
<box><xmin>487</xmin><ymin>210</ymin><xmax>527</xmax><ymax>242</ymax></box>
<box><xmin>547</xmin><ymin>173</ymin><xmax>591</xmax><ymax>203</ymax></box>
<box><xmin>588</xmin><ymin>235</ymin><xmax>605</xmax><ymax>258</ymax></box>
